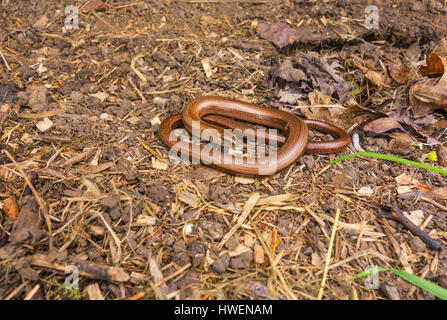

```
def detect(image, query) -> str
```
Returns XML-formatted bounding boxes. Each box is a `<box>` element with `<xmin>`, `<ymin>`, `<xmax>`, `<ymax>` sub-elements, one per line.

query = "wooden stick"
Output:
<box><xmin>24</xmin><ymin>284</ymin><xmax>40</xmax><ymax>300</ymax></box>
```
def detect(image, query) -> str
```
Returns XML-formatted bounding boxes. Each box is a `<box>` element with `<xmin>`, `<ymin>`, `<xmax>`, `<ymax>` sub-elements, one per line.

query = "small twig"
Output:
<box><xmin>95</xmin><ymin>210</ymin><xmax>122</xmax><ymax>264</ymax></box>
<box><xmin>380</xmin><ymin>202</ymin><xmax>441</xmax><ymax>250</ymax></box>
<box><xmin>97</xmin><ymin>66</ymin><xmax>117</xmax><ymax>83</ymax></box>
<box><xmin>154</xmin><ymin>263</ymin><xmax>191</xmax><ymax>288</ymax></box>
<box><xmin>421</xmin><ymin>197</ymin><xmax>447</xmax><ymax>213</ymax></box>
<box><xmin>3</xmin><ymin>281</ymin><xmax>29</xmax><ymax>300</ymax></box>
<box><xmin>127</xmin><ymin>75</ymin><xmax>146</xmax><ymax>102</ymax></box>
<box><xmin>295</xmin><ymin>104</ymin><xmax>346</xmax><ymax>109</ymax></box>
<box><xmin>62</xmin><ymin>147</ymin><xmax>97</xmax><ymax>167</ymax></box>
<box><xmin>52</xmin><ymin>207</ymin><xmax>82</xmax><ymax>236</ymax></box>
<box><xmin>0</xmin><ymin>48</ymin><xmax>11</xmax><ymax>71</ymax></box>
<box><xmin>227</xmin><ymin>40</ymin><xmax>262</xmax><ymax>52</ymax></box>
<box><xmin>24</xmin><ymin>284</ymin><xmax>40</xmax><ymax>300</ymax></box>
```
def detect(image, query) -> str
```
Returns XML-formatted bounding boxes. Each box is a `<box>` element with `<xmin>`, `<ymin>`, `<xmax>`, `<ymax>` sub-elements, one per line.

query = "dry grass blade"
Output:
<box><xmin>95</xmin><ymin>210</ymin><xmax>122</xmax><ymax>265</ymax></box>
<box><xmin>131</xmin><ymin>53</ymin><xmax>148</xmax><ymax>82</ymax></box>
<box><xmin>255</xmin><ymin>193</ymin><xmax>298</xmax><ymax>206</ymax></box>
<box><xmin>218</xmin><ymin>192</ymin><xmax>260</xmax><ymax>249</ymax></box>
<box><xmin>154</xmin><ymin>263</ymin><xmax>192</xmax><ymax>288</ymax></box>
<box><xmin>249</xmin><ymin>216</ymin><xmax>302</xmax><ymax>300</ymax></box>
<box><xmin>317</xmin><ymin>207</ymin><xmax>341</xmax><ymax>300</ymax></box>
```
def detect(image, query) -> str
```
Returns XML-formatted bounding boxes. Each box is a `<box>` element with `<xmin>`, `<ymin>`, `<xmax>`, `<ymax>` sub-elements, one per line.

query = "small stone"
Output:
<box><xmin>84</xmin><ymin>95</ymin><xmax>101</xmax><ymax>108</ymax></box>
<box><xmin>32</xmin><ymin>14</ymin><xmax>48</xmax><ymax>29</ymax></box>
<box><xmin>211</xmin><ymin>255</ymin><xmax>230</xmax><ymax>273</ymax></box>
<box><xmin>188</xmin><ymin>242</ymin><xmax>207</xmax><ymax>267</ymax></box>
<box><xmin>199</xmin><ymin>221</ymin><xmax>224</xmax><ymax>241</ymax></box>
<box><xmin>224</xmin><ymin>234</ymin><xmax>239</xmax><ymax>251</ymax></box>
<box><xmin>410</xmin><ymin>237</ymin><xmax>426</xmax><ymax>253</ymax></box>
<box><xmin>21</xmin><ymin>132</ymin><xmax>33</xmax><ymax>144</ymax></box>
<box><xmin>90</xmin><ymin>225</ymin><xmax>105</xmax><ymax>236</ymax></box>
<box><xmin>126</xmin><ymin>116</ymin><xmax>140</xmax><ymax>125</ymax></box>
<box><xmin>108</xmin><ymin>206</ymin><xmax>121</xmax><ymax>220</ymax></box>
<box><xmin>80</xmin><ymin>83</ymin><xmax>99</xmax><ymax>94</ymax></box>
<box><xmin>100</xmin><ymin>113</ymin><xmax>113</xmax><ymax>121</ymax></box>
<box><xmin>70</xmin><ymin>91</ymin><xmax>84</xmax><ymax>104</ymax></box>
<box><xmin>358</xmin><ymin>186</ymin><xmax>374</xmax><ymax>195</ymax></box>
<box><xmin>170</xmin><ymin>95</ymin><xmax>182</xmax><ymax>108</ymax></box>
<box><xmin>36</xmin><ymin>117</ymin><xmax>53</xmax><ymax>132</ymax></box>
<box><xmin>154</xmin><ymin>97</ymin><xmax>168</xmax><ymax>106</ymax></box>
<box><xmin>230</xmin><ymin>251</ymin><xmax>253</xmax><ymax>269</ymax></box>
<box><xmin>27</xmin><ymin>85</ymin><xmax>48</xmax><ymax>112</ymax></box>
<box><xmin>163</xmin><ymin>235</ymin><xmax>175</xmax><ymax>247</ymax></box>
<box><xmin>101</xmin><ymin>195</ymin><xmax>120</xmax><ymax>209</ymax></box>
<box><xmin>381</xmin><ymin>283</ymin><xmax>400</xmax><ymax>300</ymax></box>
<box><xmin>343</xmin><ymin>166</ymin><xmax>358</xmax><ymax>184</ymax></box>
<box><xmin>121</xmin><ymin>88</ymin><xmax>137</xmax><ymax>100</ymax></box>
<box><xmin>90</xmin><ymin>91</ymin><xmax>108</xmax><ymax>102</ymax></box>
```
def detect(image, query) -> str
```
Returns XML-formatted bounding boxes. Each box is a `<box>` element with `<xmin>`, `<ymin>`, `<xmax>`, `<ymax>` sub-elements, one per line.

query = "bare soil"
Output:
<box><xmin>0</xmin><ymin>0</ymin><xmax>447</xmax><ymax>300</ymax></box>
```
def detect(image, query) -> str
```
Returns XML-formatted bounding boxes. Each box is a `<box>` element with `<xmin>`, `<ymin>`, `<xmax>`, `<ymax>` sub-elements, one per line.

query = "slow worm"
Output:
<box><xmin>158</xmin><ymin>96</ymin><xmax>350</xmax><ymax>175</ymax></box>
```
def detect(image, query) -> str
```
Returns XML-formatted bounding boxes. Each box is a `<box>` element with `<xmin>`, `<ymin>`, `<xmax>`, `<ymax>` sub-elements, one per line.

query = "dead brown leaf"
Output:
<box><xmin>419</xmin><ymin>53</ymin><xmax>444</xmax><ymax>78</ymax></box>
<box><xmin>405</xmin><ymin>41</ymin><xmax>421</xmax><ymax>62</ymax></box>
<box><xmin>2</xmin><ymin>197</ymin><xmax>19</xmax><ymax>220</ymax></box>
<box><xmin>80</xmin><ymin>0</ymin><xmax>106</xmax><ymax>12</ymax></box>
<box><xmin>9</xmin><ymin>197</ymin><xmax>44</xmax><ymax>244</ymax></box>
<box><xmin>386</xmin><ymin>132</ymin><xmax>416</xmax><ymax>155</ymax></box>
<box><xmin>410</xmin><ymin>76</ymin><xmax>447</xmax><ymax>117</ymax></box>
<box><xmin>355</xmin><ymin>63</ymin><xmax>389</xmax><ymax>88</ymax></box>
<box><xmin>389</xmin><ymin>60</ymin><xmax>416</xmax><ymax>83</ymax></box>
<box><xmin>186</xmin><ymin>167</ymin><xmax>224</xmax><ymax>181</ymax></box>
<box><xmin>266</xmin><ymin>52</ymin><xmax>352</xmax><ymax>103</ymax></box>
<box><xmin>364</xmin><ymin>118</ymin><xmax>403</xmax><ymax>134</ymax></box>
<box><xmin>256</xmin><ymin>22</ymin><xmax>323</xmax><ymax>48</ymax></box>
<box><xmin>439</xmin><ymin>146</ymin><xmax>447</xmax><ymax>167</ymax></box>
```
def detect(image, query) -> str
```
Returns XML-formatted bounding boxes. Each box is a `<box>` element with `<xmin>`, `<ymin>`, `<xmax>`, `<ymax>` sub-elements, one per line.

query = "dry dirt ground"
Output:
<box><xmin>1</xmin><ymin>0</ymin><xmax>447</xmax><ymax>300</ymax></box>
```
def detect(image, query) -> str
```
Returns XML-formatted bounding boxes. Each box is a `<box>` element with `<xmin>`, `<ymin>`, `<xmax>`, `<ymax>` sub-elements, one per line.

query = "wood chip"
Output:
<box><xmin>151</xmin><ymin>157</ymin><xmax>169</xmax><ymax>170</ymax></box>
<box><xmin>63</xmin><ymin>147</ymin><xmax>97</xmax><ymax>167</ymax></box>
<box><xmin>201</xmin><ymin>58</ymin><xmax>215</xmax><ymax>78</ymax></box>
<box><xmin>86</xmin><ymin>283</ymin><xmax>105</xmax><ymax>300</ymax></box>
<box><xmin>178</xmin><ymin>191</ymin><xmax>200</xmax><ymax>208</ymax></box>
<box><xmin>254</xmin><ymin>244</ymin><xmax>265</xmax><ymax>264</ymax></box>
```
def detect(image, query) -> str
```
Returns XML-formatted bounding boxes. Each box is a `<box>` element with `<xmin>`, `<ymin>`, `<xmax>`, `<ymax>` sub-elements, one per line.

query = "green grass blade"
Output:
<box><xmin>351</xmin><ymin>267</ymin><xmax>389</xmax><ymax>280</ymax></box>
<box><xmin>392</xmin><ymin>269</ymin><xmax>447</xmax><ymax>300</ymax></box>
<box><xmin>329</xmin><ymin>152</ymin><xmax>447</xmax><ymax>176</ymax></box>
<box><xmin>351</xmin><ymin>267</ymin><xmax>447</xmax><ymax>300</ymax></box>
